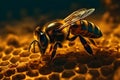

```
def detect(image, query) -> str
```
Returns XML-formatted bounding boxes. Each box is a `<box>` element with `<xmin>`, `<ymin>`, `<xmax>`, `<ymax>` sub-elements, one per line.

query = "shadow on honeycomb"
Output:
<box><xmin>0</xmin><ymin>12</ymin><xmax>120</xmax><ymax>80</ymax></box>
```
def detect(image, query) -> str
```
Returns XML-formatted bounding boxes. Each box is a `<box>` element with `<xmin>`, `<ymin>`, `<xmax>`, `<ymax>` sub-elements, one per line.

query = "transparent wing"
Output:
<box><xmin>59</xmin><ymin>8</ymin><xmax>95</xmax><ymax>30</ymax></box>
<box><xmin>64</xmin><ymin>8</ymin><xmax>95</xmax><ymax>23</ymax></box>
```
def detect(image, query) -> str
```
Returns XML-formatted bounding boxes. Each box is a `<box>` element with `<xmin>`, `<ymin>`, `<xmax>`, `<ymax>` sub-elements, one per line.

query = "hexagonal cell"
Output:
<box><xmin>62</xmin><ymin>70</ymin><xmax>75</xmax><ymax>78</ymax></box>
<box><xmin>89</xmin><ymin>70</ymin><xmax>100</xmax><ymax>77</ymax></box>
<box><xmin>29</xmin><ymin>54</ymin><xmax>40</xmax><ymax>59</ymax></box>
<box><xmin>26</xmin><ymin>70</ymin><xmax>39</xmax><ymax>77</ymax></box>
<box><xmin>41</xmin><ymin>55</ymin><xmax>50</xmax><ymax>62</ymax></box>
<box><xmin>10</xmin><ymin>56</ymin><xmax>20</xmax><ymax>63</ymax></box>
<box><xmin>0</xmin><ymin>61</ymin><xmax>9</xmax><ymax>66</ymax></box>
<box><xmin>17</xmin><ymin>64</ymin><xmax>28</xmax><ymax>72</ymax></box>
<box><xmin>31</xmin><ymin>47</ymin><xmax>40</xmax><ymax>53</ymax></box>
<box><xmin>20</xmin><ymin>51</ymin><xmax>31</xmax><ymax>57</ymax></box>
<box><xmin>100</xmin><ymin>65</ymin><xmax>114</xmax><ymax>77</ymax></box>
<box><xmin>29</xmin><ymin>60</ymin><xmax>41</xmax><ymax>69</ymax></box>
<box><xmin>19</xmin><ymin>57</ymin><xmax>30</xmax><ymax>62</ymax></box>
<box><xmin>4</xmin><ymin>68</ymin><xmax>16</xmax><ymax>77</ymax></box>
<box><xmin>48</xmin><ymin>73</ymin><xmax>60</xmax><ymax>80</ymax></box>
<box><xmin>39</xmin><ymin>66</ymin><xmax>52</xmax><ymax>75</ymax></box>
<box><xmin>12</xmin><ymin>49</ymin><xmax>21</xmax><ymax>55</ymax></box>
<box><xmin>2</xmin><ymin>55</ymin><xmax>11</xmax><ymax>61</ymax></box>
<box><xmin>12</xmin><ymin>73</ymin><xmax>26</xmax><ymax>80</ymax></box>
<box><xmin>75</xmin><ymin>64</ymin><xmax>88</xmax><ymax>74</ymax></box>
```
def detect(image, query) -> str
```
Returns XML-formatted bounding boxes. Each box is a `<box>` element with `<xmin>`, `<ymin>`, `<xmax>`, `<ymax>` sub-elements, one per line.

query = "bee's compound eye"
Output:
<box><xmin>39</xmin><ymin>32</ymin><xmax>46</xmax><ymax>43</ymax></box>
<box><xmin>35</xmin><ymin>31</ymin><xmax>48</xmax><ymax>54</ymax></box>
<box><xmin>39</xmin><ymin>32</ymin><xmax>48</xmax><ymax>48</ymax></box>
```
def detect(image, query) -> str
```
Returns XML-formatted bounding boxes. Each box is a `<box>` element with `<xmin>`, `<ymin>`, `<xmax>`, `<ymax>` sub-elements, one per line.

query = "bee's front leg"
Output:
<box><xmin>49</xmin><ymin>42</ymin><xmax>62</xmax><ymax>63</ymax></box>
<box><xmin>29</xmin><ymin>40</ymin><xmax>39</xmax><ymax>53</ymax></box>
<box><xmin>29</xmin><ymin>40</ymin><xmax>46</xmax><ymax>55</ymax></box>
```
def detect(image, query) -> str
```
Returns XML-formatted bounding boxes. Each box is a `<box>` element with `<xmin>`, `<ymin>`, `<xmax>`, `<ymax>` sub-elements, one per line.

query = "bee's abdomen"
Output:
<box><xmin>80</xmin><ymin>20</ymin><xmax>102</xmax><ymax>38</ymax></box>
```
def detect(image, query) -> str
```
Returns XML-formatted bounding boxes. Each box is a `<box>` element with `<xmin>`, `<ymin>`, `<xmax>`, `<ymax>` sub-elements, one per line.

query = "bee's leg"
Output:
<box><xmin>33</xmin><ymin>41</ymin><xmax>36</xmax><ymax>53</ymax></box>
<box><xmin>67</xmin><ymin>35</ymin><xmax>93</xmax><ymax>55</ymax></box>
<box><xmin>49</xmin><ymin>42</ymin><xmax>62</xmax><ymax>63</ymax></box>
<box><xmin>36</xmin><ymin>42</ymin><xmax>47</xmax><ymax>55</ymax></box>
<box><xmin>28</xmin><ymin>40</ymin><xmax>39</xmax><ymax>52</ymax></box>
<box><xmin>89</xmin><ymin>39</ymin><xmax>97</xmax><ymax>47</ymax></box>
<box><xmin>66</xmin><ymin>28</ymin><xmax>78</xmax><ymax>41</ymax></box>
<box><xmin>79</xmin><ymin>35</ymin><xmax>93</xmax><ymax>55</ymax></box>
<box><xmin>49</xmin><ymin>44</ymin><xmax>53</xmax><ymax>54</ymax></box>
<box><xmin>66</xmin><ymin>29</ymin><xmax>93</xmax><ymax>55</ymax></box>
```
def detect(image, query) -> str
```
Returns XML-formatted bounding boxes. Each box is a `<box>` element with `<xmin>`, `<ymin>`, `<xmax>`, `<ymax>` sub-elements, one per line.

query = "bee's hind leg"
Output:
<box><xmin>79</xmin><ymin>35</ymin><xmax>93</xmax><ymax>55</ymax></box>
<box><xmin>67</xmin><ymin>35</ymin><xmax>93</xmax><ymax>55</ymax></box>
<box><xmin>89</xmin><ymin>39</ymin><xmax>97</xmax><ymax>47</ymax></box>
<box><xmin>66</xmin><ymin>29</ymin><xmax>93</xmax><ymax>55</ymax></box>
<box><xmin>66</xmin><ymin>28</ymin><xmax>78</xmax><ymax>41</ymax></box>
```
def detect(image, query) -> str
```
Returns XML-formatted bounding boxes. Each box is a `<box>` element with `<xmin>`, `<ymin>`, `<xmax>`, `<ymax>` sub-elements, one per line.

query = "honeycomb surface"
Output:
<box><xmin>0</xmin><ymin>18</ymin><xmax>120</xmax><ymax>80</ymax></box>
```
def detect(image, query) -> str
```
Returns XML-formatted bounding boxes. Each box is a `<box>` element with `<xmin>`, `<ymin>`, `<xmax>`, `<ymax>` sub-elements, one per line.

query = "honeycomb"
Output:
<box><xmin>0</xmin><ymin>10</ymin><xmax>120</xmax><ymax>80</ymax></box>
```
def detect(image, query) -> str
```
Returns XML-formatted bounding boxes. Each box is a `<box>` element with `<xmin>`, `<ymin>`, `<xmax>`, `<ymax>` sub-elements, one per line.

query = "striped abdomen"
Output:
<box><xmin>70</xmin><ymin>20</ymin><xmax>102</xmax><ymax>38</ymax></box>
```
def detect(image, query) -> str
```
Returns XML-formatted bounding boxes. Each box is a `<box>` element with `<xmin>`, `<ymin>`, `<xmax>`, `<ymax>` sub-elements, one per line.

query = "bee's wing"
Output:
<box><xmin>64</xmin><ymin>8</ymin><xmax>95</xmax><ymax>23</ymax></box>
<box><xmin>59</xmin><ymin>8</ymin><xmax>95</xmax><ymax>30</ymax></box>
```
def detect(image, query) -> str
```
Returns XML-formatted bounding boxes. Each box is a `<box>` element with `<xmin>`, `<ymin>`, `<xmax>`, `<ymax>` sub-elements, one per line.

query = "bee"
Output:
<box><xmin>29</xmin><ymin>8</ymin><xmax>102</xmax><ymax>62</ymax></box>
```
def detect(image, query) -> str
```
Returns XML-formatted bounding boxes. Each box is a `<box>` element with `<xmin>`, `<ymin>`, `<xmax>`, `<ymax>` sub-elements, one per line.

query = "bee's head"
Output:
<box><xmin>34</xmin><ymin>26</ymin><xmax>49</xmax><ymax>54</ymax></box>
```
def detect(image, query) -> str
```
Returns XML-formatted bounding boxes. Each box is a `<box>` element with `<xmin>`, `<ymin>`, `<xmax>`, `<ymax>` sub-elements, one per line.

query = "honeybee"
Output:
<box><xmin>29</xmin><ymin>8</ymin><xmax>102</xmax><ymax>62</ymax></box>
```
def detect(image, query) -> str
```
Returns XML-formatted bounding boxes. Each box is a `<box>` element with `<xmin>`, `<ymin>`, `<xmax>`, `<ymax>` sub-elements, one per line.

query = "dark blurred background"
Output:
<box><xmin>0</xmin><ymin>0</ymin><xmax>119</xmax><ymax>27</ymax></box>
<box><xmin>0</xmin><ymin>0</ymin><xmax>104</xmax><ymax>21</ymax></box>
